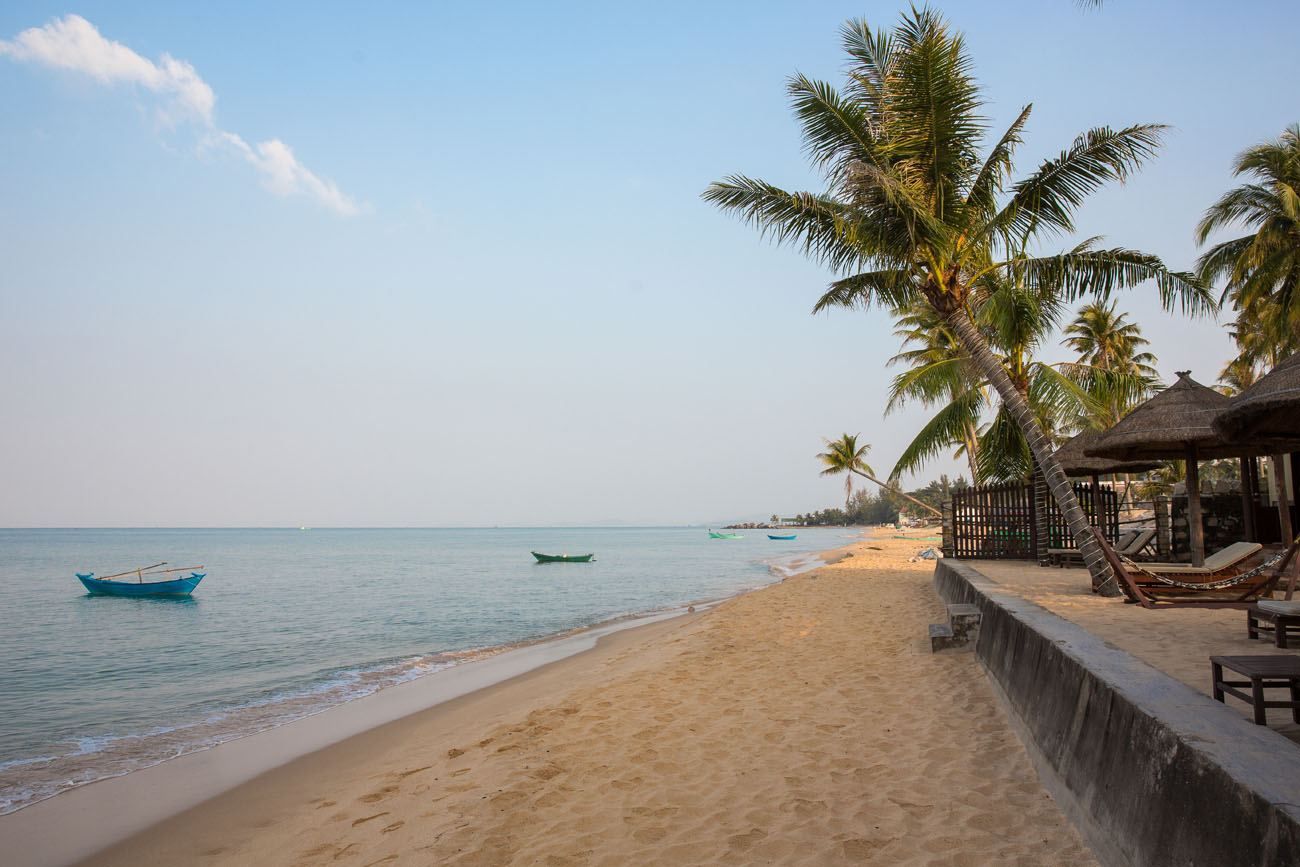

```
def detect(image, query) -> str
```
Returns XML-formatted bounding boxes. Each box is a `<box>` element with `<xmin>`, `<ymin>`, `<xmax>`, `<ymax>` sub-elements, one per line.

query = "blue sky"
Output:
<box><xmin>1</xmin><ymin>1</ymin><xmax>1296</xmax><ymax>527</ymax></box>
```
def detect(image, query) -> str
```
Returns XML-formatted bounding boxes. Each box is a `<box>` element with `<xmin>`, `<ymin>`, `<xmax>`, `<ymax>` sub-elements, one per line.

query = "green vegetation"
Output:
<box><xmin>1200</xmin><ymin>125</ymin><xmax>1300</xmax><ymax>380</ymax></box>
<box><xmin>818</xmin><ymin>433</ymin><xmax>943</xmax><ymax>517</ymax></box>
<box><xmin>706</xmin><ymin>9</ymin><xmax>1211</xmax><ymax>593</ymax></box>
<box><xmin>793</xmin><ymin>476</ymin><xmax>966</xmax><ymax>527</ymax></box>
<box><xmin>886</xmin><ymin>285</ymin><xmax>1162</xmax><ymax>485</ymax></box>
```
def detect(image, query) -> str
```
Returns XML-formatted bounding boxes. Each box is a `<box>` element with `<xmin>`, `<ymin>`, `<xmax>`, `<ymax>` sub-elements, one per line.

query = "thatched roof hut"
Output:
<box><xmin>1215</xmin><ymin>352</ymin><xmax>1300</xmax><ymax>451</ymax></box>
<box><xmin>1083</xmin><ymin>371</ymin><xmax>1237</xmax><ymax>462</ymax></box>
<box><xmin>1084</xmin><ymin>371</ymin><xmax>1239</xmax><ymax>566</ymax></box>
<box><xmin>1054</xmin><ymin>428</ymin><xmax>1160</xmax><ymax>477</ymax></box>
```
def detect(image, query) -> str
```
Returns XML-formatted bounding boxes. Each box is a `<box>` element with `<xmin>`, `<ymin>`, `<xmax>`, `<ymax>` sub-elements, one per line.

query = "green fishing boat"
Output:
<box><xmin>708</xmin><ymin>531</ymin><xmax>744</xmax><ymax>540</ymax></box>
<box><xmin>531</xmin><ymin>551</ymin><xmax>595</xmax><ymax>563</ymax></box>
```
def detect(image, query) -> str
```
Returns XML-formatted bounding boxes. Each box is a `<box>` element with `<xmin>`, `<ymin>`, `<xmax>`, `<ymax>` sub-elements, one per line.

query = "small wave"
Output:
<box><xmin>0</xmin><ymin>647</ymin><xmax>508</xmax><ymax>815</ymax></box>
<box><xmin>765</xmin><ymin>554</ymin><xmax>827</xmax><ymax>579</ymax></box>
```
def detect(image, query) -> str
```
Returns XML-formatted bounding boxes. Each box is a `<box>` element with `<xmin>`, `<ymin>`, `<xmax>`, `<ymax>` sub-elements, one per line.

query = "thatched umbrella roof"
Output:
<box><xmin>1084</xmin><ymin>371</ymin><xmax>1244</xmax><ymax>461</ymax></box>
<box><xmin>1214</xmin><ymin>352</ymin><xmax>1300</xmax><ymax>451</ymax></box>
<box><xmin>1054</xmin><ymin>428</ymin><xmax>1161</xmax><ymax>477</ymax></box>
<box><xmin>1084</xmin><ymin>370</ymin><xmax>1259</xmax><ymax>567</ymax></box>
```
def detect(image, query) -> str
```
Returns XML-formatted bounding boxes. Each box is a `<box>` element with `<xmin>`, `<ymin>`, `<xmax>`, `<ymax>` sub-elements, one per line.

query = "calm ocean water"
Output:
<box><xmin>0</xmin><ymin>527</ymin><xmax>848</xmax><ymax>813</ymax></box>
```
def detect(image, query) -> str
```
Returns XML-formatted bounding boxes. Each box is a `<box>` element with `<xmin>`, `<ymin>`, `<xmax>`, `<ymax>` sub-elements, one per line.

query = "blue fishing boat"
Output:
<box><xmin>767</xmin><ymin>534</ymin><xmax>797</xmax><ymax>540</ymax></box>
<box><xmin>76</xmin><ymin>562</ymin><xmax>206</xmax><ymax>597</ymax></box>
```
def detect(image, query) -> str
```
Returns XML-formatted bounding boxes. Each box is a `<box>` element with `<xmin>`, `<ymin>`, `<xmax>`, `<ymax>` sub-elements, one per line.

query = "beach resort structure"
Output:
<box><xmin>930</xmin><ymin>359</ymin><xmax>1300</xmax><ymax>865</ymax></box>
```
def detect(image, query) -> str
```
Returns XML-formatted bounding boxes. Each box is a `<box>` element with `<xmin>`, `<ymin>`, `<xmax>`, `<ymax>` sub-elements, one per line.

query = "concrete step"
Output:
<box><xmin>930</xmin><ymin>603</ymin><xmax>982</xmax><ymax>653</ymax></box>
<box><xmin>928</xmin><ymin>623</ymin><xmax>960</xmax><ymax>652</ymax></box>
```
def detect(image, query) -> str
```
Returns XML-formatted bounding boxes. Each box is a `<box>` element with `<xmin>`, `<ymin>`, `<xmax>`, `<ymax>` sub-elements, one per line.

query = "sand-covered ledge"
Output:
<box><xmin>74</xmin><ymin>533</ymin><xmax>1093</xmax><ymax>866</ymax></box>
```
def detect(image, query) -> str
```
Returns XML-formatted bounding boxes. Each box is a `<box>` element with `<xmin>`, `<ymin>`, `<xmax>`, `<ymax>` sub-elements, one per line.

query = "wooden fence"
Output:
<box><xmin>947</xmin><ymin>480</ymin><xmax>1119</xmax><ymax>561</ymax></box>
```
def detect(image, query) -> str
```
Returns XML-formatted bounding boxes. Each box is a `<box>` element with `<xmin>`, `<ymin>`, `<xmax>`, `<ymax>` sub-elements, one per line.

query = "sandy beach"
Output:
<box><xmin>38</xmin><ymin>532</ymin><xmax>1093</xmax><ymax>866</ymax></box>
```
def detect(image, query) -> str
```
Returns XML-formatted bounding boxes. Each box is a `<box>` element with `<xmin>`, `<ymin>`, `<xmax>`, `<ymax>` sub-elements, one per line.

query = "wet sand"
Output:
<box><xmin>45</xmin><ymin>532</ymin><xmax>1092</xmax><ymax>865</ymax></box>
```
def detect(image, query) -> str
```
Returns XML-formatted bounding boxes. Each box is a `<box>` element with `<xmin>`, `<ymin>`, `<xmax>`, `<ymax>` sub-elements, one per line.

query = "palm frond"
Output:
<box><xmin>813</xmin><ymin>268</ymin><xmax>919</xmax><ymax>312</ymax></box>
<box><xmin>701</xmin><ymin>177</ymin><xmax>866</xmax><ymax>273</ymax></box>
<box><xmin>1010</xmin><ymin>243</ymin><xmax>1217</xmax><ymax>316</ymax></box>
<box><xmin>961</xmin><ymin>104</ymin><xmax>1033</xmax><ymax>229</ymax></box>
<box><xmin>985</xmin><ymin>124</ymin><xmax>1167</xmax><ymax>240</ymax></box>
<box><xmin>787</xmin><ymin>74</ymin><xmax>880</xmax><ymax>183</ymax></box>
<box><xmin>890</xmin><ymin>390</ymin><xmax>984</xmax><ymax>479</ymax></box>
<box><xmin>885</xmin><ymin>356</ymin><xmax>976</xmax><ymax>413</ymax></box>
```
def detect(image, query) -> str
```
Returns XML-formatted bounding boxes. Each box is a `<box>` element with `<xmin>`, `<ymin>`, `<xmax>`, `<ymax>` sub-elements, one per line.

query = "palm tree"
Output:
<box><xmin>888</xmin><ymin>275</ymin><xmax>1101</xmax><ymax>485</ymax></box>
<box><xmin>1063</xmin><ymin>302</ymin><xmax>1158</xmax><ymax>378</ymax></box>
<box><xmin>817</xmin><ymin>433</ymin><xmax>873</xmax><ymax>513</ymax></box>
<box><xmin>1197</xmin><ymin>125</ymin><xmax>1300</xmax><ymax>348</ymax></box>
<box><xmin>704</xmin><ymin>10</ymin><xmax>1212</xmax><ymax>593</ymax></box>
<box><xmin>817</xmin><ymin>433</ymin><xmax>942</xmax><ymax>518</ymax></box>
<box><xmin>1217</xmin><ymin>354</ymin><xmax>1262</xmax><ymax>397</ymax></box>
<box><xmin>1060</xmin><ymin>301</ymin><xmax>1160</xmax><ymax>428</ymax></box>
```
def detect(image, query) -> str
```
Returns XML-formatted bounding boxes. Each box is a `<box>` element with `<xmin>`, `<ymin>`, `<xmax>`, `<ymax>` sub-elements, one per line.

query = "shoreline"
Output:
<box><xmin>55</xmin><ymin>527</ymin><xmax>1089</xmax><ymax>866</ymax></box>
<box><xmin>0</xmin><ymin>537</ymin><xmax>865</xmax><ymax>866</ymax></box>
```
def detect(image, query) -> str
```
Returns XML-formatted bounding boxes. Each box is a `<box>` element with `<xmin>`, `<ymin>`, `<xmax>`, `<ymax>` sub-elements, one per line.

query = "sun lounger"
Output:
<box><xmin>1091</xmin><ymin>527</ymin><xmax>1298</xmax><ymax>609</ymax></box>
<box><xmin>1048</xmin><ymin>528</ymin><xmax>1153</xmax><ymax>567</ymax></box>
<box><xmin>1136</xmin><ymin>541</ymin><xmax>1262</xmax><ymax>575</ymax></box>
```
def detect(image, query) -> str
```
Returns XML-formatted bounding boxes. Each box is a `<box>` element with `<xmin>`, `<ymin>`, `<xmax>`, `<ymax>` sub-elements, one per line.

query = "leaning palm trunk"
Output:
<box><xmin>849</xmin><ymin>468</ymin><xmax>943</xmax><ymax>519</ymax></box>
<box><xmin>945</xmin><ymin>311</ymin><xmax>1118</xmax><ymax>595</ymax></box>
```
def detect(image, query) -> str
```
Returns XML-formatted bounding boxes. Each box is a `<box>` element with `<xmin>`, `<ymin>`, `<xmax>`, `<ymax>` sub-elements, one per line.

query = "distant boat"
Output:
<box><xmin>531</xmin><ymin>552</ymin><xmax>595</xmax><ymax>563</ymax></box>
<box><xmin>708</xmin><ymin>531</ymin><xmax>744</xmax><ymax>540</ymax></box>
<box><xmin>767</xmin><ymin>534</ymin><xmax>797</xmax><ymax>540</ymax></box>
<box><xmin>76</xmin><ymin>562</ymin><xmax>206</xmax><ymax>597</ymax></box>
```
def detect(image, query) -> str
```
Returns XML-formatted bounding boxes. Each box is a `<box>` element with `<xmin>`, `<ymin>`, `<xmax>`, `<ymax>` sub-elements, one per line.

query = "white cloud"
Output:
<box><xmin>221</xmin><ymin>133</ymin><xmax>362</xmax><ymax>217</ymax></box>
<box><xmin>1</xmin><ymin>14</ymin><xmax>361</xmax><ymax>216</ymax></box>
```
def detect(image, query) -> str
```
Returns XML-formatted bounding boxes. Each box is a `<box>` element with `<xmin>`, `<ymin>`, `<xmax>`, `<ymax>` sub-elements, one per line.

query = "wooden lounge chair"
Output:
<box><xmin>1090</xmin><ymin>527</ymin><xmax>1298</xmax><ymax>610</ymax></box>
<box><xmin>1132</xmin><ymin>541</ymin><xmax>1262</xmax><ymax>575</ymax></box>
<box><xmin>1048</xmin><ymin>528</ymin><xmax>1154</xmax><ymax>567</ymax></box>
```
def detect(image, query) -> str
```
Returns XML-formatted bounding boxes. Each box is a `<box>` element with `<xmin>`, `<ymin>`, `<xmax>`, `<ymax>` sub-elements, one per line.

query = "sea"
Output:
<box><xmin>0</xmin><ymin>526</ymin><xmax>848</xmax><ymax>814</ymax></box>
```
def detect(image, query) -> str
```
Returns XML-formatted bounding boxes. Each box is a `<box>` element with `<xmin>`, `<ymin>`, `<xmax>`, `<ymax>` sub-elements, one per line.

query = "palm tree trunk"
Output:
<box><xmin>849</xmin><ymin>468</ymin><xmax>943</xmax><ymax>518</ymax></box>
<box><xmin>943</xmin><ymin>310</ymin><xmax>1118</xmax><ymax>595</ymax></box>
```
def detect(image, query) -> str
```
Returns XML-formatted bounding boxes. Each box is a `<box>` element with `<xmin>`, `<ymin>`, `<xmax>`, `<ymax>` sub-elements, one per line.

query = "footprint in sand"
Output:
<box><xmin>381</xmin><ymin>821</ymin><xmax>405</xmax><ymax>834</ymax></box>
<box><xmin>888</xmin><ymin>797</ymin><xmax>934</xmax><ymax>817</ymax></box>
<box><xmin>357</xmin><ymin>785</ymin><xmax>397</xmax><ymax>804</ymax></box>
<box><xmin>489</xmin><ymin>790</ymin><xmax>528</xmax><ymax>809</ymax></box>
<box><xmin>351</xmin><ymin>811</ymin><xmax>389</xmax><ymax>827</ymax></box>
<box><xmin>530</xmin><ymin>764</ymin><xmax>564</xmax><ymax>781</ymax></box>
<box><xmin>396</xmin><ymin>765</ymin><xmax>431</xmax><ymax>779</ymax></box>
<box><xmin>610</xmin><ymin>776</ymin><xmax>643</xmax><ymax>791</ymax></box>
<box><xmin>840</xmin><ymin>837</ymin><xmax>893</xmax><ymax>858</ymax></box>
<box><xmin>727</xmin><ymin>828</ymin><xmax>767</xmax><ymax>851</ymax></box>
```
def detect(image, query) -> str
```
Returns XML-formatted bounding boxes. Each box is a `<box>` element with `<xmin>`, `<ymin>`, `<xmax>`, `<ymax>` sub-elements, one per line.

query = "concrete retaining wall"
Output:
<box><xmin>934</xmin><ymin>559</ymin><xmax>1300</xmax><ymax>867</ymax></box>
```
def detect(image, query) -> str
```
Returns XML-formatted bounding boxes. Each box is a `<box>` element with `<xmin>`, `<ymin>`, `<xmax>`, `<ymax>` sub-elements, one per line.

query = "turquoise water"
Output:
<box><xmin>0</xmin><ymin>527</ymin><xmax>847</xmax><ymax>813</ymax></box>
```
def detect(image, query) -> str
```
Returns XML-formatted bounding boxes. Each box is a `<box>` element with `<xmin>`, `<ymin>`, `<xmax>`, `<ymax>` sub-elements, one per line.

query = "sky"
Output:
<box><xmin>1</xmin><ymin>1</ymin><xmax>1296</xmax><ymax>527</ymax></box>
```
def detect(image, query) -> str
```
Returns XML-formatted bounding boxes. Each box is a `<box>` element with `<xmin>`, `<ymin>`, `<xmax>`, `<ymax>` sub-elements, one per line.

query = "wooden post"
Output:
<box><xmin>1090</xmin><ymin>473</ymin><xmax>1102</xmax><ymax>533</ymax></box>
<box><xmin>1033</xmin><ymin>468</ymin><xmax>1050</xmax><ymax>567</ymax></box>
<box><xmin>946</xmin><ymin>499</ymin><xmax>956</xmax><ymax>558</ymax></box>
<box><xmin>1241</xmin><ymin>457</ymin><xmax>1257</xmax><ymax>542</ymax></box>
<box><xmin>1186</xmin><ymin>443</ymin><xmax>1205</xmax><ymax>567</ymax></box>
<box><xmin>1155</xmin><ymin>494</ymin><xmax>1171</xmax><ymax>560</ymax></box>
<box><xmin>1274</xmin><ymin>454</ymin><xmax>1295</xmax><ymax>556</ymax></box>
